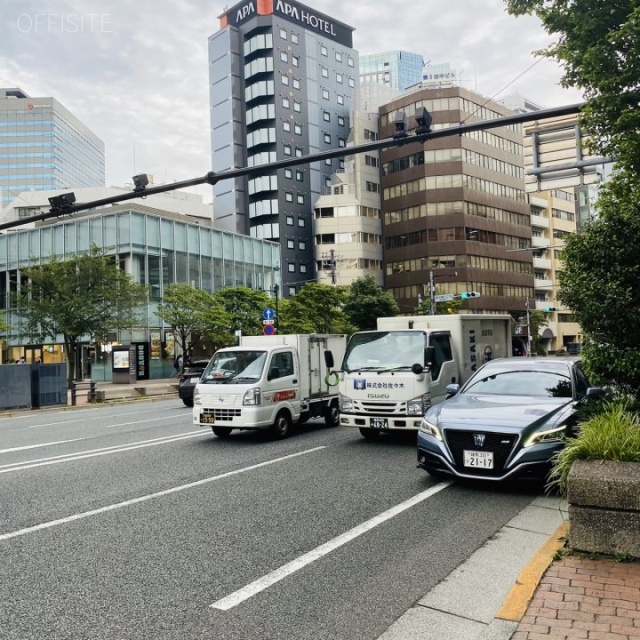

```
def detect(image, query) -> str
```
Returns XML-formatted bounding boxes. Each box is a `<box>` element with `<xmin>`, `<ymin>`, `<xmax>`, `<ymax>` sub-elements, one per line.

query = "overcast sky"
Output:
<box><xmin>1</xmin><ymin>0</ymin><xmax>583</xmax><ymax>203</ymax></box>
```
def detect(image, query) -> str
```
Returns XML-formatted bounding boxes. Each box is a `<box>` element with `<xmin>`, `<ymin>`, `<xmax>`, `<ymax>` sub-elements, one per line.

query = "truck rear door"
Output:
<box><xmin>428</xmin><ymin>332</ymin><xmax>458</xmax><ymax>405</ymax></box>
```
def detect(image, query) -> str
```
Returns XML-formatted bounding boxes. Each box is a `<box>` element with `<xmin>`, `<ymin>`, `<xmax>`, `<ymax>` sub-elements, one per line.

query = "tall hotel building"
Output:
<box><xmin>0</xmin><ymin>88</ymin><xmax>104</xmax><ymax>212</ymax></box>
<box><xmin>208</xmin><ymin>0</ymin><xmax>358</xmax><ymax>294</ymax></box>
<box><xmin>379</xmin><ymin>86</ymin><xmax>534</xmax><ymax>316</ymax></box>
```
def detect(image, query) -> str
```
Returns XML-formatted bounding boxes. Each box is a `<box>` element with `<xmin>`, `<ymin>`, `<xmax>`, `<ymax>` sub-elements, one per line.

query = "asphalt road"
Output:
<box><xmin>0</xmin><ymin>400</ymin><xmax>541</xmax><ymax>640</ymax></box>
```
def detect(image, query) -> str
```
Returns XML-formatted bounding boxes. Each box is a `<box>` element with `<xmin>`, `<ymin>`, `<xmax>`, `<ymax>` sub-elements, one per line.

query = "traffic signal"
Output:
<box><xmin>544</xmin><ymin>306</ymin><xmax>559</xmax><ymax>312</ymax></box>
<box><xmin>460</xmin><ymin>292</ymin><xmax>481</xmax><ymax>299</ymax></box>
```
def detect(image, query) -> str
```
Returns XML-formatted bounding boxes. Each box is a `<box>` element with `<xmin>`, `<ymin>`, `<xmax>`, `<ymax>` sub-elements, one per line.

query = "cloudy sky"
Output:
<box><xmin>1</xmin><ymin>0</ymin><xmax>583</xmax><ymax>203</ymax></box>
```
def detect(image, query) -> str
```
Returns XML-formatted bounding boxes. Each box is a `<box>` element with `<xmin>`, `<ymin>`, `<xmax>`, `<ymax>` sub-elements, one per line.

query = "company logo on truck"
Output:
<box><xmin>272</xmin><ymin>389</ymin><xmax>297</xmax><ymax>402</ymax></box>
<box><xmin>354</xmin><ymin>379</ymin><xmax>405</xmax><ymax>390</ymax></box>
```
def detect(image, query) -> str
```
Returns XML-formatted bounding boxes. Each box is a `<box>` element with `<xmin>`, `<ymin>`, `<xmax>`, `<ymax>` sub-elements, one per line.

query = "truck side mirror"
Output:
<box><xmin>324</xmin><ymin>350</ymin><xmax>334</xmax><ymax>369</ymax></box>
<box><xmin>411</xmin><ymin>363</ymin><xmax>424</xmax><ymax>375</ymax></box>
<box><xmin>425</xmin><ymin>346</ymin><xmax>435</xmax><ymax>370</ymax></box>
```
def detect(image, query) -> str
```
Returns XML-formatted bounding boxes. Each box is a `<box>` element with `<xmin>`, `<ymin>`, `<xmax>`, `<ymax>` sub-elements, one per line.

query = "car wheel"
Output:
<box><xmin>212</xmin><ymin>427</ymin><xmax>233</xmax><ymax>438</ymax></box>
<box><xmin>324</xmin><ymin>402</ymin><xmax>340</xmax><ymax>427</ymax></box>
<box><xmin>359</xmin><ymin>427</ymin><xmax>380</xmax><ymax>439</ymax></box>
<box><xmin>270</xmin><ymin>410</ymin><xmax>291</xmax><ymax>439</ymax></box>
<box><xmin>182</xmin><ymin>397</ymin><xmax>194</xmax><ymax>407</ymax></box>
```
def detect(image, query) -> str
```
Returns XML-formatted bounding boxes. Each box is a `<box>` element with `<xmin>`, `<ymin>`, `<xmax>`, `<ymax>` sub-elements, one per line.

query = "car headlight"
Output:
<box><xmin>339</xmin><ymin>393</ymin><xmax>354</xmax><ymax>412</ymax></box>
<box><xmin>243</xmin><ymin>388</ymin><xmax>261</xmax><ymax>406</ymax></box>
<box><xmin>419</xmin><ymin>416</ymin><xmax>443</xmax><ymax>441</ymax></box>
<box><xmin>407</xmin><ymin>393</ymin><xmax>431</xmax><ymax>415</ymax></box>
<box><xmin>194</xmin><ymin>388</ymin><xmax>202</xmax><ymax>406</ymax></box>
<box><xmin>524</xmin><ymin>425</ymin><xmax>566</xmax><ymax>447</ymax></box>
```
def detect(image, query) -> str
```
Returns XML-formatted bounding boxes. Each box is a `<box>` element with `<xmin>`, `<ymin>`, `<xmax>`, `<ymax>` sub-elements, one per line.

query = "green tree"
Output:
<box><xmin>557</xmin><ymin>181</ymin><xmax>640</xmax><ymax>395</ymax></box>
<box><xmin>16</xmin><ymin>247</ymin><xmax>148</xmax><ymax>387</ymax></box>
<box><xmin>213</xmin><ymin>287</ymin><xmax>272</xmax><ymax>337</ymax></box>
<box><xmin>342</xmin><ymin>275</ymin><xmax>400</xmax><ymax>329</ymax></box>
<box><xmin>531</xmin><ymin>310</ymin><xmax>549</xmax><ymax>355</ymax></box>
<box><xmin>157</xmin><ymin>284</ymin><xmax>232</xmax><ymax>363</ymax></box>
<box><xmin>506</xmin><ymin>1</ymin><xmax>640</xmax><ymax>172</ymax></box>
<box><xmin>279</xmin><ymin>283</ymin><xmax>352</xmax><ymax>334</ymax></box>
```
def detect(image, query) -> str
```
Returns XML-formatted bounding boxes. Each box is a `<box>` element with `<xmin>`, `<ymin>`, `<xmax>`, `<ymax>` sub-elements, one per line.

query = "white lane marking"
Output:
<box><xmin>210</xmin><ymin>480</ymin><xmax>454</xmax><ymax>611</ymax></box>
<box><xmin>0</xmin><ymin>431</ymin><xmax>208</xmax><ymax>474</ymax></box>
<box><xmin>0</xmin><ymin>446</ymin><xmax>326</xmax><ymax>542</ymax></box>
<box><xmin>25</xmin><ymin>407</ymin><xmax>185</xmax><ymax>428</ymax></box>
<box><xmin>0</xmin><ymin>438</ymin><xmax>83</xmax><ymax>455</ymax></box>
<box><xmin>103</xmin><ymin>416</ymin><xmax>181</xmax><ymax>428</ymax></box>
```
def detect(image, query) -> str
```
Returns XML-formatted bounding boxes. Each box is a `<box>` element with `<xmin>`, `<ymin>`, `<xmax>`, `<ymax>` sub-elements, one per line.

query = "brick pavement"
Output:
<box><xmin>511</xmin><ymin>555</ymin><xmax>640</xmax><ymax>639</ymax></box>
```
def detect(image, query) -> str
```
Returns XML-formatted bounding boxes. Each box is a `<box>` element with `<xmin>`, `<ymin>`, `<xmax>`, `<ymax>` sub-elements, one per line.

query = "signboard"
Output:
<box><xmin>434</xmin><ymin>294</ymin><xmax>454</xmax><ymax>302</ymax></box>
<box><xmin>263</xmin><ymin>324</ymin><xmax>275</xmax><ymax>336</ymax></box>
<box><xmin>113</xmin><ymin>350</ymin><xmax>129</xmax><ymax>369</ymax></box>
<box><xmin>263</xmin><ymin>307</ymin><xmax>275</xmax><ymax>320</ymax></box>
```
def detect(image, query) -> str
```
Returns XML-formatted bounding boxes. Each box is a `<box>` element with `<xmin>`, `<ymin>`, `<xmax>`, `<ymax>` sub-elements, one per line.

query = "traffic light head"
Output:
<box><xmin>460</xmin><ymin>291</ymin><xmax>481</xmax><ymax>299</ymax></box>
<box><xmin>544</xmin><ymin>306</ymin><xmax>559</xmax><ymax>312</ymax></box>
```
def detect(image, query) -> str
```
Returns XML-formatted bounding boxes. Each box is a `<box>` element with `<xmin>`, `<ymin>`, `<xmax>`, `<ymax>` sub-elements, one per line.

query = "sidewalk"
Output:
<box><xmin>70</xmin><ymin>377</ymin><xmax>179</xmax><ymax>405</ymax></box>
<box><xmin>510</xmin><ymin>555</ymin><xmax>640</xmax><ymax>639</ymax></box>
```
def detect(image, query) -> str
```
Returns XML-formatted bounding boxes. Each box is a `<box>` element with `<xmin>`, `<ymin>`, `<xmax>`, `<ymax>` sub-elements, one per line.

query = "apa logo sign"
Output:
<box><xmin>235</xmin><ymin>1</ymin><xmax>256</xmax><ymax>23</ymax></box>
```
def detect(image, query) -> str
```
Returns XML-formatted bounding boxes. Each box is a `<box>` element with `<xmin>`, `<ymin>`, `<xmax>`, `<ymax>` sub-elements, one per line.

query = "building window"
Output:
<box><xmin>364</xmin><ymin>129</ymin><xmax>379</xmax><ymax>141</ymax></box>
<box><xmin>293</xmin><ymin>101</ymin><xmax>302</xmax><ymax>112</ymax></box>
<box><xmin>291</xmin><ymin>33</ymin><xmax>298</xmax><ymax>44</ymax></box>
<box><xmin>281</xmin><ymin>75</ymin><xmax>289</xmax><ymax>86</ymax></box>
<box><xmin>280</xmin><ymin>51</ymin><xmax>288</xmax><ymax>62</ymax></box>
<box><xmin>288</xmin><ymin>286</ymin><xmax>296</xmax><ymax>296</ymax></box>
<box><xmin>283</xmin><ymin>121</ymin><xmax>291</xmax><ymax>132</ymax></box>
<box><xmin>292</xmin><ymin>55</ymin><xmax>299</xmax><ymax>67</ymax></box>
<box><xmin>297</xmin><ymin>194</ymin><xmax>304</xmax><ymax>204</ymax></box>
<box><xmin>321</xmin><ymin>45</ymin><xmax>328</xmax><ymax>56</ymax></box>
<box><xmin>335</xmin><ymin>51</ymin><xmax>342</xmax><ymax>62</ymax></box>
<box><xmin>321</xmin><ymin>67</ymin><xmax>329</xmax><ymax>78</ymax></box>
<box><xmin>285</xmin><ymin>191</ymin><xmax>294</xmax><ymax>202</ymax></box>
<box><xmin>337</xmin><ymin>94</ymin><xmax>344</xmax><ymax>105</ymax></box>
<box><xmin>323</xmin><ymin>111</ymin><xmax>330</xmax><ymax>122</ymax></box>
<box><xmin>286</xmin><ymin>216</ymin><xmax>294</xmax><ymax>226</ymax></box>
<box><xmin>338</xmin><ymin>138</ymin><xmax>346</xmax><ymax>147</ymax></box>
<box><xmin>324</xmin><ymin>133</ymin><xmax>331</xmax><ymax>143</ymax></box>
<box><xmin>299</xmin><ymin>240</ymin><xmax>306</xmax><ymax>250</ymax></box>
<box><xmin>348</xmin><ymin>78</ymin><xmax>355</xmax><ymax>88</ymax></box>
<box><xmin>338</xmin><ymin>115</ymin><xmax>345</xmax><ymax>126</ymax></box>
<box><xmin>365</xmin><ymin>155</ymin><xmax>379</xmax><ymax>167</ymax></box>
<box><xmin>295</xmin><ymin>147</ymin><xmax>303</xmax><ymax>157</ymax></box>
<box><xmin>288</xmin><ymin>263</ymin><xmax>296</xmax><ymax>272</ymax></box>
<box><xmin>338</xmin><ymin>158</ymin><xmax>345</xmax><ymax>169</ymax></box>
<box><xmin>284</xmin><ymin>144</ymin><xmax>292</xmax><ymax>155</ymax></box>
<box><xmin>347</xmin><ymin>56</ymin><xmax>354</xmax><ymax>67</ymax></box>
<box><xmin>287</xmin><ymin>239</ymin><xmax>295</xmax><ymax>249</ymax></box>
<box><xmin>298</xmin><ymin>217</ymin><xmax>305</xmax><ymax>227</ymax></box>
<box><xmin>336</xmin><ymin>73</ymin><xmax>343</xmax><ymax>84</ymax></box>
<box><xmin>292</xmin><ymin>78</ymin><xmax>300</xmax><ymax>89</ymax></box>
<box><xmin>322</xmin><ymin>89</ymin><xmax>330</xmax><ymax>100</ymax></box>
<box><xmin>325</xmin><ymin>177</ymin><xmax>332</xmax><ymax>187</ymax></box>
<box><xmin>300</xmin><ymin>264</ymin><xmax>307</xmax><ymax>273</ymax></box>
<box><xmin>279</xmin><ymin>28</ymin><xmax>287</xmax><ymax>39</ymax></box>
<box><xmin>284</xmin><ymin>168</ymin><xmax>293</xmax><ymax>178</ymax></box>
<box><xmin>324</xmin><ymin>158</ymin><xmax>332</xmax><ymax>166</ymax></box>
<box><xmin>366</xmin><ymin>181</ymin><xmax>380</xmax><ymax>193</ymax></box>
<box><xmin>296</xmin><ymin>170</ymin><xmax>304</xmax><ymax>181</ymax></box>
<box><xmin>294</xmin><ymin>123</ymin><xmax>302</xmax><ymax>135</ymax></box>
<box><xmin>282</xmin><ymin>97</ymin><xmax>290</xmax><ymax>108</ymax></box>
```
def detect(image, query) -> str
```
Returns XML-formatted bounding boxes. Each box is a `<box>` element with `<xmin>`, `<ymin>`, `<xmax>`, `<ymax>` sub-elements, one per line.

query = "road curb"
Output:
<box><xmin>494</xmin><ymin>520</ymin><xmax>569</xmax><ymax>622</ymax></box>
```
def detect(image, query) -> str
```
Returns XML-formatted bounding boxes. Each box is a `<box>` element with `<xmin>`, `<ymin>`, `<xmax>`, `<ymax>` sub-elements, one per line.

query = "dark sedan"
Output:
<box><xmin>417</xmin><ymin>358</ymin><xmax>604</xmax><ymax>482</ymax></box>
<box><xmin>178</xmin><ymin>359</ymin><xmax>210</xmax><ymax>407</ymax></box>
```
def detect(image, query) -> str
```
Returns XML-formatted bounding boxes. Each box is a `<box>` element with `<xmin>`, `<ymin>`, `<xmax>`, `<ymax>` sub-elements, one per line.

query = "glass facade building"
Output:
<box><xmin>359</xmin><ymin>51</ymin><xmax>424</xmax><ymax>92</ymax></box>
<box><xmin>0</xmin><ymin>88</ymin><xmax>105</xmax><ymax>212</ymax></box>
<box><xmin>209</xmin><ymin>0</ymin><xmax>358</xmax><ymax>295</ymax></box>
<box><xmin>0</xmin><ymin>203</ymin><xmax>280</xmax><ymax>377</ymax></box>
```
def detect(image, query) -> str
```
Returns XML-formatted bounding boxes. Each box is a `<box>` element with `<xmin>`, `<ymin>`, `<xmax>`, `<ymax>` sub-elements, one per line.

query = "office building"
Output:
<box><xmin>379</xmin><ymin>85</ymin><xmax>535</xmax><ymax>317</ymax></box>
<box><xmin>0</xmin><ymin>88</ymin><xmax>104</xmax><ymax>212</ymax></box>
<box><xmin>208</xmin><ymin>0</ymin><xmax>358</xmax><ymax>295</ymax></box>
<box><xmin>359</xmin><ymin>51</ymin><xmax>424</xmax><ymax>92</ymax></box>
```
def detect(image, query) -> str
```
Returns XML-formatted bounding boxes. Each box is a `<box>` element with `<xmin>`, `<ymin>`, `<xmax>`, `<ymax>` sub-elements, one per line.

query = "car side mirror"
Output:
<box><xmin>585</xmin><ymin>387</ymin><xmax>606</xmax><ymax>400</ymax></box>
<box><xmin>445</xmin><ymin>383</ymin><xmax>460</xmax><ymax>397</ymax></box>
<box><xmin>411</xmin><ymin>363</ymin><xmax>424</xmax><ymax>375</ymax></box>
<box><xmin>324</xmin><ymin>350</ymin><xmax>334</xmax><ymax>369</ymax></box>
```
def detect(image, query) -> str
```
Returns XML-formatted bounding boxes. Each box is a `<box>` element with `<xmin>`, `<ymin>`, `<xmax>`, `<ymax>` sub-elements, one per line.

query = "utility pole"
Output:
<box><xmin>526</xmin><ymin>297</ymin><xmax>533</xmax><ymax>357</ymax></box>
<box><xmin>429</xmin><ymin>270</ymin><xmax>436</xmax><ymax>315</ymax></box>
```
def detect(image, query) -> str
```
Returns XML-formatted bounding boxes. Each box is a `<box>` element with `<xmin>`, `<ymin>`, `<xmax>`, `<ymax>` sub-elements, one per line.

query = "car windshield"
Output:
<box><xmin>463</xmin><ymin>369</ymin><xmax>573</xmax><ymax>398</ymax></box>
<box><xmin>200</xmin><ymin>350</ymin><xmax>266</xmax><ymax>384</ymax></box>
<box><xmin>342</xmin><ymin>331</ymin><xmax>425</xmax><ymax>372</ymax></box>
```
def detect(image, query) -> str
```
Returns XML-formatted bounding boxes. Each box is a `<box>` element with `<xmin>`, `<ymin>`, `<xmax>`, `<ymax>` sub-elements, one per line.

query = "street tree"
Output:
<box><xmin>213</xmin><ymin>286</ymin><xmax>272</xmax><ymax>337</ymax></box>
<box><xmin>342</xmin><ymin>275</ymin><xmax>399</xmax><ymax>330</ymax></box>
<box><xmin>16</xmin><ymin>247</ymin><xmax>148</xmax><ymax>387</ymax></box>
<box><xmin>279</xmin><ymin>283</ymin><xmax>352</xmax><ymax>334</ymax></box>
<box><xmin>156</xmin><ymin>284</ymin><xmax>232</xmax><ymax>364</ymax></box>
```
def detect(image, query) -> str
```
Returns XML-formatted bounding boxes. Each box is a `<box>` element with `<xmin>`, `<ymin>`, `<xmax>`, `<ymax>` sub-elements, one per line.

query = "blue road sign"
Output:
<box><xmin>263</xmin><ymin>307</ymin><xmax>275</xmax><ymax>320</ymax></box>
<box><xmin>263</xmin><ymin>324</ymin><xmax>275</xmax><ymax>336</ymax></box>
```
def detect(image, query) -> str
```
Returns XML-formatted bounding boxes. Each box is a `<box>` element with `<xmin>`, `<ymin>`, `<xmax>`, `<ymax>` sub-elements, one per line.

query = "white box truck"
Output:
<box><xmin>338</xmin><ymin>315</ymin><xmax>513</xmax><ymax>438</ymax></box>
<box><xmin>193</xmin><ymin>334</ymin><xmax>348</xmax><ymax>439</ymax></box>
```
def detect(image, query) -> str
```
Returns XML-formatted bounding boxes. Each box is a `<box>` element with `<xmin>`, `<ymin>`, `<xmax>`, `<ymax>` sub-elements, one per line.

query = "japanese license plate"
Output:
<box><xmin>190</xmin><ymin>377</ymin><xmax>200</xmax><ymax>383</ymax></box>
<box><xmin>200</xmin><ymin>413</ymin><xmax>215</xmax><ymax>424</ymax></box>
<box><xmin>463</xmin><ymin>450</ymin><xmax>494</xmax><ymax>469</ymax></box>
<box><xmin>371</xmin><ymin>418</ymin><xmax>388</xmax><ymax>429</ymax></box>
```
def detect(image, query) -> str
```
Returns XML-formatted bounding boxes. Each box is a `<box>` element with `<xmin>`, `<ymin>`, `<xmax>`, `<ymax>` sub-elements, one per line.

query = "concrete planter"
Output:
<box><xmin>567</xmin><ymin>460</ymin><xmax>640</xmax><ymax>558</ymax></box>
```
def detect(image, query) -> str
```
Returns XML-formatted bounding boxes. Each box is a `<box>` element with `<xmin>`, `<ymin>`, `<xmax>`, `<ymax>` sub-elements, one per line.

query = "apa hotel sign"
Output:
<box><xmin>219</xmin><ymin>0</ymin><xmax>353</xmax><ymax>48</ymax></box>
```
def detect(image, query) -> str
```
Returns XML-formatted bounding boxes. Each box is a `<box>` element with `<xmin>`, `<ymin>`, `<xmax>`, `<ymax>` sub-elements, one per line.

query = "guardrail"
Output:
<box><xmin>71</xmin><ymin>380</ymin><xmax>97</xmax><ymax>406</ymax></box>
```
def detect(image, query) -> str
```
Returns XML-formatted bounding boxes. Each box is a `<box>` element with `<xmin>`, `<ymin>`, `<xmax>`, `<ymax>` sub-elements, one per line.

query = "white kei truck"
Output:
<box><xmin>337</xmin><ymin>314</ymin><xmax>513</xmax><ymax>438</ymax></box>
<box><xmin>193</xmin><ymin>334</ymin><xmax>348</xmax><ymax>439</ymax></box>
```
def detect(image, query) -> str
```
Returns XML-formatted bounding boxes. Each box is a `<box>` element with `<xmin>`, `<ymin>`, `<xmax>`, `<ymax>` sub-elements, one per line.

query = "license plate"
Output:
<box><xmin>464</xmin><ymin>450</ymin><xmax>494</xmax><ymax>469</ymax></box>
<box><xmin>200</xmin><ymin>413</ymin><xmax>215</xmax><ymax>424</ymax></box>
<box><xmin>371</xmin><ymin>418</ymin><xmax>388</xmax><ymax>429</ymax></box>
<box><xmin>190</xmin><ymin>377</ymin><xmax>200</xmax><ymax>383</ymax></box>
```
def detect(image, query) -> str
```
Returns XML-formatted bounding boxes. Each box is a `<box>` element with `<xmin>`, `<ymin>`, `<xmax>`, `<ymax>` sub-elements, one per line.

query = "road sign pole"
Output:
<box><xmin>430</xmin><ymin>270</ymin><xmax>436</xmax><ymax>315</ymax></box>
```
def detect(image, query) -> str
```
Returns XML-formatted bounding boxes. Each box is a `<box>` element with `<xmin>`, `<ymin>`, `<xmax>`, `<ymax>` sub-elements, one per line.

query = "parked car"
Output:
<box><xmin>417</xmin><ymin>358</ymin><xmax>605</xmax><ymax>483</ymax></box>
<box><xmin>178</xmin><ymin>359</ymin><xmax>210</xmax><ymax>407</ymax></box>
